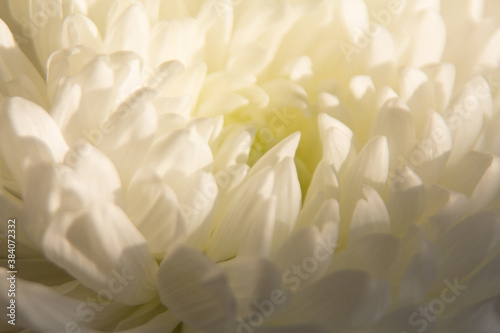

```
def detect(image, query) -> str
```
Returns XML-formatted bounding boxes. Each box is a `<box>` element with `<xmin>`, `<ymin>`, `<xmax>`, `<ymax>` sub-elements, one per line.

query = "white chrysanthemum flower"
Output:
<box><xmin>1</xmin><ymin>0</ymin><xmax>500</xmax><ymax>332</ymax></box>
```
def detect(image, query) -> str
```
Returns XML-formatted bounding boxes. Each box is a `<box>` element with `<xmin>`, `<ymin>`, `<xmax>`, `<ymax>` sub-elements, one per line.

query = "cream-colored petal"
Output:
<box><xmin>330</xmin><ymin>233</ymin><xmax>401</xmax><ymax>280</ymax></box>
<box><xmin>207</xmin><ymin>166</ymin><xmax>275</xmax><ymax>261</ymax></box>
<box><xmin>387</xmin><ymin>166</ymin><xmax>426</xmax><ymax>235</ymax></box>
<box><xmin>349</xmin><ymin>185</ymin><xmax>390</xmax><ymax>242</ymax></box>
<box><xmin>443</xmin><ymin>76</ymin><xmax>490</xmax><ymax>165</ymax></box>
<box><xmin>42</xmin><ymin>203</ymin><xmax>158</xmax><ymax>305</ymax></box>
<box><xmin>440</xmin><ymin>151</ymin><xmax>500</xmax><ymax>213</ymax></box>
<box><xmin>271</xmin><ymin>226</ymin><xmax>335</xmax><ymax>291</ymax></box>
<box><xmin>157</xmin><ymin>244</ymin><xmax>236</xmax><ymax>332</ymax></box>
<box><xmin>0</xmin><ymin>97</ymin><xmax>68</xmax><ymax>188</ymax></box>
<box><xmin>146</xmin><ymin>127</ymin><xmax>213</xmax><ymax>189</ymax></box>
<box><xmin>105</xmin><ymin>2</ymin><xmax>149</xmax><ymax>58</ymax></box>
<box><xmin>272</xmin><ymin>270</ymin><xmax>391</xmax><ymax>330</ymax></box>
<box><xmin>220</xmin><ymin>257</ymin><xmax>283</xmax><ymax>319</ymax></box>
<box><xmin>126</xmin><ymin>168</ymin><xmax>187</xmax><ymax>254</ymax></box>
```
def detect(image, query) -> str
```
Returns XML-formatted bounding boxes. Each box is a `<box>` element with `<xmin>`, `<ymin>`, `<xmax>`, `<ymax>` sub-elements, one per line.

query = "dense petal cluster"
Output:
<box><xmin>1</xmin><ymin>0</ymin><xmax>500</xmax><ymax>332</ymax></box>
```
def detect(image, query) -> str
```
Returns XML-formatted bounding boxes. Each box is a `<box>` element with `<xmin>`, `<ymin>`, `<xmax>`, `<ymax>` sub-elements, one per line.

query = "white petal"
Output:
<box><xmin>108</xmin><ymin>52</ymin><xmax>144</xmax><ymax>101</ymax></box>
<box><xmin>213</xmin><ymin>127</ymin><xmax>255</xmax><ymax>172</ymax></box>
<box><xmin>440</xmin><ymin>151</ymin><xmax>500</xmax><ymax>213</ymax></box>
<box><xmin>249</xmin><ymin>132</ymin><xmax>300</xmax><ymax>177</ymax></box>
<box><xmin>367</xmin><ymin>23</ymin><xmax>396</xmax><ymax>69</ymax></box>
<box><xmin>273</xmin><ymin>270</ymin><xmax>391</xmax><ymax>330</ymax></box>
<box><xmin>312</xmin><ymin>201</ymin><xmax>341</xmax><ymax>233</ymax></box>
<box><xmin>99</xmin><ymin>91</ymin><xmax>158</xmax><ymax>184</ymax></box>
<box><xmin>422</xmin><ymin>185</ymin><xmax>469</xmax><ymax>240</ymax></box>
<box><xmin>5</xmin><ymin>0</ymin><xmax>29</xmax><ymax>24</ymax></box>
<box><xmin>199</xmin><ymin>71</ymin><xmax>256</xmax><ymax>103</ymax></box>
<box><xmin>186</xmin><ymin>116</ymin><xmax>223</xmax><ymax>145</ymax></box>
<box><xmin>50</xmin><ymin>79</ymin><xmax>82</xmax><ymax>136</ymax></box>
<box><xmin>296</xmin><ymin>191</ymin><xmax>325</xmax><ymax>228</ymax></box>
<box><xmin>422</xmin><ymin>63</ymin><xmax>456</xmax><ymax>112</ymax></box>
<box><xmin>364</xmin><ymin>26</ymin><xmax>396</xmax><ymax>87</ymax></box>
<box><xmin>0</xmin><ymin>269</ymin><xmax>96</xmax><ymax>333</ymax></box>
<box><xmin>203</xmin><ymin>2</ymin><xmax>233</xmax><ymax>72</ymax></box>
<box><xmin>342</xmin><ymin>135</ymin><xmax>389</xmax><ymax>193</ymax></box>
<box><xmin>238</xmin><ymin>196</ymin><xmax>277</xmax><ymax>258</ymax></box>
<box><xmin>29</xmin><ymin>0</ymin><xmax>64</xmax><ymax>68</ymax></box>
<box><xmin>398</xmin><ymin>9</ymin><xmax>446</xmax><ymax>67</ymax></box>
<box><xmin>0</xmin><ymin>268</ymin><xmax>140</xmax><ymax>332</ymax></box>
<box><xmin>348</xmin><ymin>76</ymin><xmax>377</xmax><ymax>144</ymax></box>
<box><xmin>4</xmin><ymin>74</ymin><xmax>46</xmax><ymax>107</ymax></box>
<box><xmin>273</xmin><ymin>1</ymin><xmax>334</xmax><ymax>75</ymax></box>
<box><xmin>207</xmin><ymin>167</ymin><xmax>275</xmax><ymax>261</ymax></box>
<box><xmin>330</xmin><ymin>233</ymin><xmax>401</xmax><ymax>280</ymax></box>
<box><xmin>262</xmin><ymin>80</ymin><xmax>309</xmax><ymax>111</ymax></box>
<box><xmin>0</xmin><ymin>97</ymin><xmax>68</xmax><ymax>188</ymax></box>
<box><xmin>459</xmin><ymin>245</ymin><xmax>500</xmax><ymax>308</ymax></box>
<box><xmin>349</xmin><ymin>185</ymin><xmax>391</xmax><ymax>242</ymax></box>
<box><xmin>398</xmin><ymin>67</ymin><xmax>434</xmax><ymax>132</ymax></box>
<box><xmin>318</xmin><ymin>92</ymin><xmax>354</xmax><ymax>130</ymax></box>
<box><xmin>371</xmin><ymin>104</ymin><xmax>416</xmax><ymax>169</ymax></box>
<box><xmin>298</xmin><ymin>192</ymin><xmax>341</xmax><ymax>233</ymax></box>
<box><xmin>147</xmin><ymin>19</ymin><xmax>199</xmax><ymax>68</ymax></box>
<box><xmin>230</xmin><ymin>0</ymin><xmax>293</xmax><ymax>55</ymax></box>
<box><xmin>476</xmin><ymin>108</ymin><xmax>500</xmax><ymax>155</ymax></box>
<box><xmin>42</xmin><ymin>203</ymin><xmax>158</xmax><ymax>305</ymax></box>
<box><xmin>338</xmin><ymin>136</ymin><xmax>389</xmax><ymax>245</ymax></box>
<box><xmin>387</xmin><ymin>166</ymin><xmax>426</xmax><ymax>235</ymax></box>
<box><xmin>444</xmin><ymin>76</ymin><xmax>490</xmax><ymax>165</ymax></box>
<box><xmin>411</xmin><ymin>110</ymin><xmax>452</xmax><ymax>184</ymax></box>
<box><xmin>271</xmin><ymin>157</ymin><xmax>302</xmax><ymax>247</ymax></box>
<box><xmin>478</xmin><ymin>25</ymin><xmax>500</xmax><ymax>68</ymax></box>
<box><xmin>56</xmin><ymin>55</ymin><xmax>117</xmax><ymax>145</ymax></box>
<box><xmin>441</xmin><ymin>0</ymin><xmax>483</xmax><ymax>27</ymax></box>
<box><xmin>64</xmin><ymin>142</ymin><xmax>123</xmax><ymax>206</ymax></box>
<box><xmin>146</xmin><ymin>128</ymin><xmax>213</xmax><ymax>189</ymax></box>
<box><xmin>444</xmin><ymin>14</ymin><xmax>500</xmax><ymax>82</ymax></box>
<box><xmin>393</xmin><ymin>225</ymin><xmax>438</xmax><ymax>305</ymax></box>
<box><xmin>176</xmin><ymin>171</ymin><xmax>218</xmax><ymax>248</ymax></box>
<box><xmin>62</xmin><ymin>13</ymin><xmax>103</xmax><ymax>49</ymax></box>
<box><xmin>162</xmin><ymin>62</ymin><xmax>207</xmax><ymax>115</ymax></box>
<box><xmin>338</xmin><ymin>0</ymin><xmax>369</xmax><ymax>44</ymax></box>
<box><xmin>227</xmin><ymin>42</ymin><xmax>274</xmax><ymax>75</ymax></box>
<box><xmin>271</xmin><ymin>226</ymin><xmax>335</xmax><ymax>291</ymax></box>
<box><xmin>220</xmin><ymin>257</ymin><xmax>283</xmax><ymax>319</ymax></box>
<box><xmin>144</xmin><ymin>59</ymin><xmax>185</xmax><ymax>92</ymax></box>
<box><xmin>196</xmin><ymin>91</ymin><xmax>249</xmax><ymax>117</ymax></box>
<box><xmin>105</xmin><ymin>2</ymin><xmax>149</xmax><ymax>58</ymax></box>
<box><xmin>317</xmin><ymin>113</ymin><xmax>355</xmax><ymax>174</ymax></box>
<box><xmin>238</xmin><ymin>84</ymin><xmax>270</xmax><ymax>108</ymax></box>
<box><xmin>0</xmin><ymin>18</ymin><xmax>45</xmax><ymax>96</ymax></box>
<box><xmin>46</xmin><ymin>46</ymin><xmax>97</xmax><ymax>101</ymax></box>
<box><xmin>126</xmin><ymin>168</ymin><xmax>186</xmax><ymax>254</ymax></box>
<box><xmin>21</xmin><ymin>163</ymin><xmax>87</xmax><ymax>247</ymax></box>
<box><xmin>432</xmin><ymin>212</ymin><xmax>500</xmax><ymax>287</ymax></box>
<box><xmin>157</xmin><ymin>244</ymin><xmax>236</xmax><ymax>332</ymax></box>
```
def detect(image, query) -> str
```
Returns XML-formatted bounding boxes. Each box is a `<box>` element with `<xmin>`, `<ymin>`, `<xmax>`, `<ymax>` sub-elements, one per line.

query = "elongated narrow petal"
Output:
<box><xmin>126</xmin><ymin>168</ymin><xmax>186</xmax><ymax>254</ymax></box>
<box><xmin>157</xmin><ymin>244</ymin><xmax>237</xmax><ymax>332</ymax></box>
<box><xmin>220</xmin><ymin>257</ymin><xmax>283</xmax><ymax>319</ymax></box>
